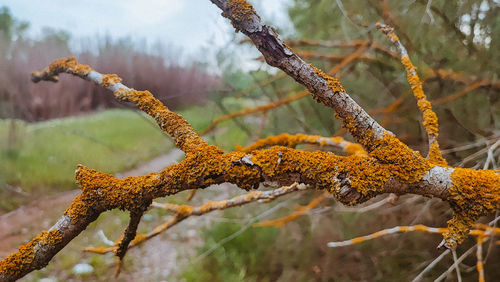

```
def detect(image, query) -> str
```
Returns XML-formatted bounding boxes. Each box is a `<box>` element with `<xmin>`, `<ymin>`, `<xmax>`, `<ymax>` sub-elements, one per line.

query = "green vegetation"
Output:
<box><xmin>0</xmin><ymin>104</ymin><xmax>253</xmax><ymax>211</ymax></box>
<box><xmin>0</xmin><ymin>109</ymin><xmax>171</xmax><ymax>189</ymax></box>
<box><xmin>0</xmin><ymin>109</ymin><xmax>171</xmax><ymax>210</ymax></box>
<box><xmin>182</xmin><ymin>219</ymin><xmax>280</xmax><ymax>282</ymax></box>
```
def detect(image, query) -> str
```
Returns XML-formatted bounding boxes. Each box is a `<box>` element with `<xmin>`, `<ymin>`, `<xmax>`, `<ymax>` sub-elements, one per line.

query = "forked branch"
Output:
<box><xmin>0</xmin><ymin>1</ymin><xmax>499</xmax><ymax>280</ymax></box>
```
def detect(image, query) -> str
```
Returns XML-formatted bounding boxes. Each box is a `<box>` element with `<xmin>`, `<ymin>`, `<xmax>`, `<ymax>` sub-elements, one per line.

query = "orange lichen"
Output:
<box><xmin>444</xmin><ymin>168</ymin><xmax>500</xmax><ymax>247</ymax></box>
<box><xmin>368</xmin><ymin>133</ymin><xmax>431</xmax><ymax>183</ymax></box>
<box><xmin>377</xmin><ymin>23</ymin><xmax>444</xmax><ymax>164</ymax></box>
<box><xmin>83</xmin><ymin>246</ymin><xmax>111</xmax><ymax>254</ymax></box>
<box><xmin>400</xmin><ymin>56</ymin><xmax>440</xmax><ymax>136</ymax></box>
<box><xmin>114</xmin><ymin>88</ymin><xmax>208</xmax><ymax>153</ymax></box>
<box><xmin>0</xmin><ymin>229</ymin><xmax>62</xmax><ymax>277</ymax></box>
<box><xmin>51</xmin><ymin>57</ymin><xmax>92</xmax><ymax>77</ymax></box>
<box><xmin>328</xmin><ymin>224</ymin><xmax>497</xmax><ymax>248</ymax></box>
<box><xmin>341</xmin><ymin>119</ymin><xmax>432</xmax><ymax>187</ymax></box>
<box><xmin>312</xmin><ymin>65</ymin><xmax>345</xmax><ymax>93</ymax></box>
<box><xmin>176</xmin><ymin>205</ymin><xmax>195</xmax><ymax>216</ymax></box>
<box><xmin>101</xmin><ymin>74</ymin><xmax>122</xmax><ymax>87</ymax></box>
<box><xmin>18</xmin><ymin>54</ymin><xmax>500</xmax><ymax>280</ymax></box>
<box><xmin>400</xmin><ymin>54</ymin><xmax>444</xmax><ymax>163</ymax></box>
<box><xmin>65</xmin><ymin>165</ymin><xmax>146</xmax><ymax>223</ymax></box>
<box><xmin>74</xmin><ymin>63</ymin><xmax>93</xmax><ymax>77</ymax></box>
<box><xmin>201</xmin><ymin>90</ymin><xmax>309</xmax><ymax>135</ymax></box>
<box><xmin>130</xmin><ymin>234</ymin><xmax>147</xmax><ymax>246</ymax></box>
<box><xmin>344</xmin><ymin>143</ymin><xmax>366</xmax><ymax>156</ymax></box>
<box><xmin>295</xmin><ymin>50</ymin><xmax>375</xmax><ymax>64</ymax></box>
<box><xmin>428</xmin><ymin>142</ymin><xmax>447</xmax><ymax>166</ymax></box>
<box><xmin>255</xmin><ymin>192</ymin><xmax>328</xmax><ymax>227</ymax></box>
<box><xmin>31</xmin><ymin>56</ymin><xmax>92</xmax><ymax>82</ymax></box>
<box><xmin>238</xmin><ymin>133</ymin><xmax>366</xmax><ymax>156</ymax></box>
<box><xmin>226</xmin><ymin>0</ymin><xmax>258</xmax><ymax>25</ymax></box>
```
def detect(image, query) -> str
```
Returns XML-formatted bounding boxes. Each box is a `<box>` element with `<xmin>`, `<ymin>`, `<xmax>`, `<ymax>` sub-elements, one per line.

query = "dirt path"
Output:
<box><xmin>0</xmin><ymin>149</ymin><xmax>183</xmax><ymax>258</ymax></box>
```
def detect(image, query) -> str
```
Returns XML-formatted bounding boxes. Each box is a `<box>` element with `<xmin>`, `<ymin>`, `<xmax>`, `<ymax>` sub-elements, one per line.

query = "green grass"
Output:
<box><xmin>0</xmin><ymin>103</ymin><xmax>253</xmax><ymax>211</ymax></box>
<box><xmin>181</xmin><ymin>219</ymin><xmax>280</xmax><ymax>282</ymax></box>
<box><xmin>0</xmin><ymin>109</ymin><xmax>174</xmax><ymax>209</ymax></box>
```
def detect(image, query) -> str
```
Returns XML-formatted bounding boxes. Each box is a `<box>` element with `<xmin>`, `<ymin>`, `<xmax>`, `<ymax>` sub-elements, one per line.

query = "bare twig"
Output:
<box><xmin>412</xmin><ymin>249</ymin><xmax>450</xmax><ymax>282</ymax></box>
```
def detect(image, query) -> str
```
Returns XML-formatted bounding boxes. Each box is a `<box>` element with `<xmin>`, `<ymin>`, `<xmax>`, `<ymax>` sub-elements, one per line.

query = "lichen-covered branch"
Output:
<box><xmin>1</xmin><ymin>1</ymin><xmax>500</xmax><ymax>280</ymax></box>
<box><xmin>209</xmin><ymin>2</ymin><xmax>445</xmax><ymax>187</ymax></box>
<box><xmin>376</xmin><ymin>22</ymin><xmax>446</xmax><ymax>166</ymax></box>
<box><xmin>255</xmin><ymin>191</ymin><xmax>328</xmax><ymax>227</ymax></box>
<box><xmin>31</xmin><ymin>57</ymin><xmax>207</xmax><ymax>155</ymax></box>
<box><xmin>327</xmin><ymin>223</ymin><xmax>498</xmax><ymax>281</ymax></box>
<box><xmin>210</xmin><ymin>0</ymin><xmax>390</xmax><ymax>146</ymax></box>
<box><xmin>3</xmin><ymin>115</ymin><xmax>482</xmax><ymax>280</ymax></box>
<box><xmin>201</xmin><ymin>90</ymin><xmax>309</xmax><ymax>135</ymax></box>
<box><xmin>293</xmin><ymin>50</ymin><xmax>376</xmax><ymax>64</ymax></box>
<box><xmin>237</xmin><ymin>133</ymin><xmax>366</xmax><ymax>156</ymax></box>
<box><xmin>203</xmin><ymin>43</ymin><xmax>367</xmax><ymax>135</ymax></box>
<box><xmin>212</xmin><ymin>0</ymin><xmax>500</xmax><ymax>249</ymax></box>
<box><xmin>84</xmin><ymin>183</ymin><xmax>311</xmax><ymax>254</ymax></box>
<box><xmin>327</xmin><ymin>223</ymin><xmax>499</xmax><ymax>247</ymax></box>
<box><xmin>287</xmin><ymin>39</ymin><xmax>397</xmax><ymax>58</ymax></box>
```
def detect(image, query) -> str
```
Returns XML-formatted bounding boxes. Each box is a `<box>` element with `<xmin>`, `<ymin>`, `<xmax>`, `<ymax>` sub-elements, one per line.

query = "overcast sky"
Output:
<box><xmin>1</xmin><ymin>0</ymin><xmax>292</xmax><ymax>67</ymax></box>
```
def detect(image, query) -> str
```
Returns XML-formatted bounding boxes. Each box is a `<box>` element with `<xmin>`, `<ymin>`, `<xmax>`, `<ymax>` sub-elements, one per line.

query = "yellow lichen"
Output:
<box><xmin>101</xmin><ymin>74</ymin><xmax>122</xmax><ymax>87</ymax></box>
<box><xmin>202</xmin><ymin>91</ymin><xmax>309</xmax><ymax>135</ymax></box>
<box><xmin>238</xmin><ymin>133</ymin><xmax>366</xmax><ymax>157</ymax></box>
<box><xmin>0</xmin><ymin>229</ymin><xmax>62</xmax><ymax>277</ymax></box>
<box><xmin>444</xmin><ymin>168</ymin><xmax>500</xmax><ymax>247</ymax></box>
<box><xmin>255</xmin><ymin>192</ymin><xmax>327</xmax><ymax>227</ymax></box>
<box><xmin>312</xmin><ymin>65</ymin><xmax>345</xmax><ymax>93</ymax></box>
<box><xmin>400</xmin><ymin>56</ymin><xmax>440</xmax><ymax>136</ymax></box>
<box><xmin>428</xmin><ymin>142</ymin><xmax>447</xmax><ymax>166</ymax></box>
<box><xmin>227</xmin><ymin>0</ymin><xmax>257</xmax><ymax>22</ymax></box>
<box><xmin>344</xmin><ymin>143</ymin><xmax>367</xmax><ymax>156</ymax></box>
<box><xmin>48</xmin><ymin>56</ymin><xmax>92</xmax><ymax>77</ymax></box>
<box><xmin>130</xmin><ymin>234</ymin><xmax>148</xmax><ymax>246</ymax></box>
<box><xmin>341</xmin><ymin>115</ymin><xmax>431</xmax><ymax>185</ymax></box>
<box><xmin>112</xmin><ymin>88</ymin><xmax>208</xmax><ymax>153</ymax></box>
<box><xmin>368</xmin><ymin>133</ymin><xmax>431</xmax><ymax>183</ymax></box>
<box><xmin>176</xmin><ymin>205</ymin><xmax>195</xmax><ymax>216</ymax></box>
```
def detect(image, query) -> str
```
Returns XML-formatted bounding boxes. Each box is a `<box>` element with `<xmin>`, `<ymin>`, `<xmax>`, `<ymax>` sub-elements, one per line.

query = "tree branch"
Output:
<box><xmin>84</xmin><ymin>183</ymin><xmax>311</xmax><ymax>254</ymax></box>
<box><xmin>210</xmin><ymin>0</ymin><xmax>389</xmax><ymax>145</ymax></box>
<box><xmin>0</xmin><ymin>1</ymin><xmax>499</xmax><ymax>280</ymax></box>
<box><xmin>376</xmin><ymin>22</ymin><xmax>447</xmax><ymax>165</ymax></box>
<box><xmin>31</xmin><ymin>57</ymin><xmax>208</xmax><ymax>155</ymax></box>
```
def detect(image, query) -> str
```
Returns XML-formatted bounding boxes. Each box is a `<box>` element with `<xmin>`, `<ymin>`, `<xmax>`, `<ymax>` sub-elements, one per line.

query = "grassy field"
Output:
<box><xmin>0</xmin><ymin>109</ymin><xmax>171</xmax><ymax>190</ymax></box>
<box><xmin>0</xmin><ymin>104</ymin><xmax>253</xmax><ymax>211</ymax></box>
<box><xmin>0</xmin><ymin>109</ymin><xmax>176</xmax><ymax>210</ymax></box>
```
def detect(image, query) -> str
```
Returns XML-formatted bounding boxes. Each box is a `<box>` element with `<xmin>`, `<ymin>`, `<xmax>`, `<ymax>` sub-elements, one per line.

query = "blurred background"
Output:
<box><xmin>0</xmin><ymin>0</ymin><xmax>499</xmax><ymax>281</ymax></box>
